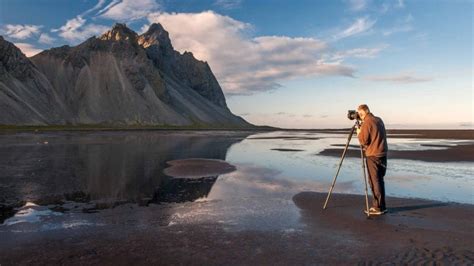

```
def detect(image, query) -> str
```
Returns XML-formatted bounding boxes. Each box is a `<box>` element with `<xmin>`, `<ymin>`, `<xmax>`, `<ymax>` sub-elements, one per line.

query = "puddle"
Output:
<box><xmin>2</xmin><ymin>202</ymin><xmax>62</xmax><ymax>226</ymax></box>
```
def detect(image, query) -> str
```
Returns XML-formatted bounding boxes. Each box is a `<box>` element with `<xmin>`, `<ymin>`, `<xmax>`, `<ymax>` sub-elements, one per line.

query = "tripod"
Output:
<box><xmin>322</xmin><ymin>120</ymin><xmax>371</xmax><ymax>217</ymax></box>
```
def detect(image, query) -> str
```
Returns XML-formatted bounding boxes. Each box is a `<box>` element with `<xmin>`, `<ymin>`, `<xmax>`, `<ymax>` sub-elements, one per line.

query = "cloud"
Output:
<box><xmin>365</xmin><ymin>72</ymin><xmax>433</xmax><ymax>83</ymax></box>
<box><xmin>52</xmin><ymin>16</ymin><xmax>109</xmax><ymax>43</ymax></box>
<box><xmin>330</xmin><ymin>45</ymin><xmax>387</xmax><ymax>60</ymax></box>
<box><xmin>396</xmin><ymin>0</ymin><xmax>405</xmax><ymax>8</ymax></box>
<box><xmin>382</xmin><ymin>25</ymin><xmax>413</xmax><ymax>36</ymax></box>
<box><xmin>146</xmin><ymin>11</ymin><xmax>355</xmax><ymax>95</ymax></box>
<box><xmin>82</xmin><ymin>0</ymin><xmax>108</xmax><ymax>16</ymax></box>
<box><xmin>347</xmin><ymin>0</ymin><xmax>369</xmax><ymax>11</ymax></box>
<box><xmin>206</xmin><ymin>163</ymin><xmax>358</xmax><ymax>199</ymax></box>
<box><xmin>97</xmin><ymin>0</ymin><xmax>160</xmax><ymax>21</ymax></box>
<box><xmin>379</xmin><ymin>0</ymin><xmax>406</xmax><ymax>13</ymax></box>
<box><xmin>14</xmin><ymin>42</ymin><xmax>42</xmax><ymax>57</ymax></box>
<box><xmin>333</xmin><ymin>17</ymin><xmax>376</xmax><ymax>40</ymax></box>
<box><xmin>0</xmin><ymin>24</ymin><xmax>42</xmax><ymax>40</ymax></box>
<box><xmin>213</xmin><ymin>0</ymin><xmax>243</xmax><ymax>9</ymax></box>
<box><xmin>382</xmin><ymin>14</ymin><xmax>414</xmax><ymax>36</ymax></box>
<box><xmin>38</xmin><ymin>33</ymin><xmax>55</xmax><ymax>44</ymax></box>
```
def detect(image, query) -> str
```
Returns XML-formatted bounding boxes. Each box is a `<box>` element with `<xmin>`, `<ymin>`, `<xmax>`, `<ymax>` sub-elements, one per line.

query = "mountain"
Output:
<box><xmin>0</xmin><ymin>23</ymin><xmax>253</xmax><ymax>128</ymax></box>
<box><xmin>0</xmin><ymin>36</ymin><xmax>68</xmax><ymax>125</ymax></box>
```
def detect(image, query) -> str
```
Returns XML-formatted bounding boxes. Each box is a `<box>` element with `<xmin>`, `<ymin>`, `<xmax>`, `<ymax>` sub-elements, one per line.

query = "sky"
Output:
<box><xmin>0</xmin><ymin>0</ymin><xmax>472</xmax><ymax>129</ymax></box>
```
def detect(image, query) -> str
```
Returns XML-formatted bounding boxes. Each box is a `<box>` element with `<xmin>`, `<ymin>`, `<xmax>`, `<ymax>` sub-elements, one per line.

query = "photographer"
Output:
<box><xmin>356</xmin><ymin>104</ymin><xmax>388</xmax><ymax>215</ymax></box>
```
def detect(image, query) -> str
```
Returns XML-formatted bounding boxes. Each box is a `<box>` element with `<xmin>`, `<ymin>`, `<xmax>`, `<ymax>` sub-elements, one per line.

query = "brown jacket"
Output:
<box><xmin>358</xmin><ymin>113</ymin><xmax>388</xmax><ymax>157</ymax></box>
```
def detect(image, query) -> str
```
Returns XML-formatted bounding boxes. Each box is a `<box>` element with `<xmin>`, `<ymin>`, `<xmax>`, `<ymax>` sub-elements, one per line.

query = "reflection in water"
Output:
<box><xmin>0</xmin><ymin>131</ymin><xmax>251</xmax><ymax>209</ymax></box>
<box><xmin>152</xmin><ymin>176</ymin><xmax>218</xmax><ymax>203</ymax></box>
<box><xmin>162</xmin><ymin>163</ymin><xmax>358</xmax><ymax>231</ymax></box>
<box><xmin>2</xmin><ymin>202</ymin><xmax>62</xmax><ymax>226</ymax></box>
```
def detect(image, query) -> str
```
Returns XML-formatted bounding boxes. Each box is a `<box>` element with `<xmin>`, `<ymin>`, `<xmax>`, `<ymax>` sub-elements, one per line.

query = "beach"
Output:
<box><xmin>0</xmin><ymin>129</ymin><xmax>473</xmax><ymax>264</ymax></box>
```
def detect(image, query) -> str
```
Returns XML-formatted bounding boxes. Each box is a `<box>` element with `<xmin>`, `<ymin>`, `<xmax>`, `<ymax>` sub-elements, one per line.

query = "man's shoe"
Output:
<box><xmin>364</xmin><ymin>207</ymin><xmax>388</xmax><ymax>215</ymax></box>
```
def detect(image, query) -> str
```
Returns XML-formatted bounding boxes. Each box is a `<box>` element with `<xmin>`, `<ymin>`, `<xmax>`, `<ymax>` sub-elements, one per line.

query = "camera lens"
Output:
<box><xmin>347</xmin><ymin>110</ymin><xmax>358</xmax><ymax>120</ymax></box>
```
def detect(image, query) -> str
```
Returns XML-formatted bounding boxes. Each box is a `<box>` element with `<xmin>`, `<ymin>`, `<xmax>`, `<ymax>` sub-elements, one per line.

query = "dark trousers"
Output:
<box><xmin>366</xmin><ymin>156</ymin><xmax>387</xmax><ymax>210</ymax></box>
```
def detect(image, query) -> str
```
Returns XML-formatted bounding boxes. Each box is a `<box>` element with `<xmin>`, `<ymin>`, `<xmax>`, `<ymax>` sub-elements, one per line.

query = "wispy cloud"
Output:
<box><xmin>38</xmin><ymin>33</ymin><xmax>55</xmax><ymax>44</ymax></box>
<box><xmin>382</xmin><ymin>14</ymin><xmax>413</xmax><ymax>36</ymax></box>
<box><xmin>82</xmin><ymin>0</ymin><xmax>108</xmax><ymax>16</ymax></box>
<box><xmin>333</xmin><ymin>17</ymin><xmax>376</xmax><ymax>40</ymax></box>
<box><xmin>365</xmin><ymin>72</ymin><xmax>433</xmax><ymax>83</ymax></box>
<box><xmin>0</xmin><ymin>24</ymin><xmax>42</xmax><ymax>40</ymax></box>
<box><xmin>213</xmin><ymin>0</ymin><xmax>243</xmax><ymax>10</ymax></box>
<box><xmin>382</xmin><ymin>24</ymin><xmax>413</xmax><ymax>36</ymax></box>
<box><xmin>346</xmin><ymin>0</ymin><xmax>370</xmax><ymax>11</ymax></box>
<box><xmin>14</xmin><ymin>42</ymin><xmax>42</xmax><ymax>57</ymax></box>
<box><xmin>52</xmin><ymin>16</ymin><xmax>108</xmax><ymax>43</ymax></box>
<box><xmin>146</xmin><ymin>11</ymin><xmax>355</xmax><ymax>95</ymax></box>
<box><xmin>97</xmin><ymin>0</ymin><xmax>160</xmax><ymax>21</ymax></box>
<box><xmin>330</xmin><ymin>45</ymin><xmax>387</xmax><ymax>60</ymax></box>
<box><xmin>379</xmin><ymin>0</ymin><xmax>406</xmax><ymax>13</ymax></box>
<box><xmin>396</xmin><ymin>0</ymin><xmax>405</xmax><ymax>8</ymax></box>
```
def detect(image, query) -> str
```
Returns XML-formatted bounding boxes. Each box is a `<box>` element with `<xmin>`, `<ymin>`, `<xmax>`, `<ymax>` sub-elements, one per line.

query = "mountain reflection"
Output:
<box><xmin>0</xmin><ymin>131</ymin><xmax>252</xmax><ymax>206</ymax></box>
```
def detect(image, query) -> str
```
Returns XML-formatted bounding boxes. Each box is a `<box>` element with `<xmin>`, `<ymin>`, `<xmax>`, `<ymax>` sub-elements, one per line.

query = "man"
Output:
<box><xmin>356</xmin><ymin>104</ymin><xmax>388</xmax><ymax>215</ymax></box>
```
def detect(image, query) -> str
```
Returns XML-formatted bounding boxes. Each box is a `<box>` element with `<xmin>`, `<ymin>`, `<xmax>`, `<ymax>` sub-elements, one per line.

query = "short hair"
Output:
<box><xmin>358</xmin><ymin>104</ymin><xmax>370</xmax><ymax>112</ymax></box>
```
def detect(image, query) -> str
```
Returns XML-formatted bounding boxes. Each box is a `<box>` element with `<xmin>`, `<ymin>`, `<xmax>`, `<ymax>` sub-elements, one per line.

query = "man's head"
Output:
<box><xmin>357</xmin><ymin>104</ymin><xmax>370</xmax><ymax>120</ymax></box>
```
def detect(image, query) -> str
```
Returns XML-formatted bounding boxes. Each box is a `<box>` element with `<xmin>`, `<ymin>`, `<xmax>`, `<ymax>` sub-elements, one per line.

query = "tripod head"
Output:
<box><xmin>352</xmin><ymin>119</ymin><xmax>362</xmax><ymax>129</ymax></box>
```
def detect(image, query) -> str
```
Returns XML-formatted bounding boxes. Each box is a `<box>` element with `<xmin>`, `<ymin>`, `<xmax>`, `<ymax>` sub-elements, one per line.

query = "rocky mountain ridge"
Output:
<box><xmin>0</xmin><ymin>23</ymin><xmax>252</xmax><ymax>128</ymax></box>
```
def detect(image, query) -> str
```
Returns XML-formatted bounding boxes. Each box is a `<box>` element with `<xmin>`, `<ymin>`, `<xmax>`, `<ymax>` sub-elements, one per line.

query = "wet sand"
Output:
<box><xmin>292</xmin><ymin>192</ymin><xmax>474</xmax><ymax>264</ymax></box>
<box><xmin>385</xmin><ymin>129</ymin><xmax>474</xmax><ymax>140</ymax></box>
<box><xmin>163</xmin><ymin>158</ymin><xmax>236</xmax><ymax>178</ymax></box>
<box><xmin>318</xmin><ymin>143</ymin><xmax>474</xmax><ymax>162</ymax></box>
<box><xmin>0</xmin><ymin>193</ymin><xmax>472</xmax><ymax>265</ymax></box>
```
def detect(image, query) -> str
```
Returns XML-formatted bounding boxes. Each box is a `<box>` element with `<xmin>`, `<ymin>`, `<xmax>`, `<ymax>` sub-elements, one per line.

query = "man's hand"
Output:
<box><xmin>356</xmin><ymin>121</ymin><xmax>363</xmax><ymax>136</ymax></box>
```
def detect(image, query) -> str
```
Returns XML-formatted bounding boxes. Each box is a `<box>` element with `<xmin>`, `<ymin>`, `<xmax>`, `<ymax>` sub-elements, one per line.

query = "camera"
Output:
<box><xmin>347</xmin><ymin>110</ymin><xmax>360</xmax><ymax>120</ymax></box>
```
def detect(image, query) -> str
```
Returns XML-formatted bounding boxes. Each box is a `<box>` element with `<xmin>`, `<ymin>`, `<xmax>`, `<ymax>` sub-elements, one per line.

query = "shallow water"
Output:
<box><xmin>0</xmin><ymin>130</ymin><xmax>472</xmax><ymax>232</ymax></box>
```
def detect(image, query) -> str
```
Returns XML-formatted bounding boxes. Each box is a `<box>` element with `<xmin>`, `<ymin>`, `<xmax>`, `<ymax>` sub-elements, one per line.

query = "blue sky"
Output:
<box><xmin>0</xmin><ymin>0</ymin><xmax>472</xmax><ymax>128</ymax></box>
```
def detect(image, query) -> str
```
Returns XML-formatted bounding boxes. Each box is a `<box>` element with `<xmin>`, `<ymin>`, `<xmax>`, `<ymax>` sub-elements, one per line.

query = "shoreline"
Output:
<box><xmin>318</xmin><ymin>143</ymin><xmax>474</xmax><ymax>162</ymax></box>
<box><xmin>1</xmin><ymin>126</ymin><xmax>472</xmax><ymax>139</ymax></box>
<box><xmin>0</xmin><ymin>125</ymin><xmax>275</xmax><ymax>133</ymax></box>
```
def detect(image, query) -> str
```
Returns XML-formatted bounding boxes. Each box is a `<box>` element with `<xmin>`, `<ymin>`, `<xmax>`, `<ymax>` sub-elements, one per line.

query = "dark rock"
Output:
<box><xmin>138</xmin><ymin>23</ymin><xmax>229</xmax><ymax>109</ymax></box>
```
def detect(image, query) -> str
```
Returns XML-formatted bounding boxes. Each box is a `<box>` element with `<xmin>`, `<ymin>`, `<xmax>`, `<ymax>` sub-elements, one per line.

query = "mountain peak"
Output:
<box><xmin>100</xmin><ymin>23</ymin><xmax>138</xmax><ymax>42</ymax></box>
<box><xmin>138</xmin><ymin>23</ymin><xmax>173</xmax><ymax>49</ymax></box>
<box><xmin>147</xmin><ymin>23</ymin><xmax>166</xmax><ymax>33</ymax></box>
<box><xmin>0</xmin><ymin>36</ymin><xmax>35</xmax><ymax>80</ymax></box>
